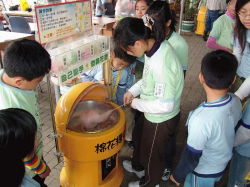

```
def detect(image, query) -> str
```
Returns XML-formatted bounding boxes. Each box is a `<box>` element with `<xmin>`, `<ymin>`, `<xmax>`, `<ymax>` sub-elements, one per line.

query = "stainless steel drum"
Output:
<box><xmin>67</xmin><ymin>100</ymin><xmax>119</xmax><ymax>133</ymax></box>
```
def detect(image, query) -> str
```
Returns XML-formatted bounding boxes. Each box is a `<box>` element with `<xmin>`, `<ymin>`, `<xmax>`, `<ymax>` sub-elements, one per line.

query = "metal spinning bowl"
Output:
<box><xmin>67</xmin><ymin>100</ymin><xmax>119</xmax><ymax>133</ymax></box>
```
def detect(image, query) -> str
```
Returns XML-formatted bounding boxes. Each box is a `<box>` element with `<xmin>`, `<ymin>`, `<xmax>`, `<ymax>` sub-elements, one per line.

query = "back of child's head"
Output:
<box><xmin>146</xmin><ymin>1</ymin><xmax>176</xmax><ymax>42</ymax></box>
<box><xmin>0</xmin><ymin>108</ymin><xmax>37</xmax><ymax>186</ymax></box>
<box><xmin>3</xmin><ymin>39</ymin><xmax>51</xmax><ymax>81</ymax></box>
<box><xmin>201</xmin><ymin>50</ymin><xmax>238</xmax><ymax>89</ymax></box>
<box><xmin>113</xmin><ymin>17</ymin><xmax>152</xmax><ymax>50</ymax></box>
<box><xmin>113</xmin><ymin>47</ymin><xmax>136</xmax><ymax>64</ymax></box>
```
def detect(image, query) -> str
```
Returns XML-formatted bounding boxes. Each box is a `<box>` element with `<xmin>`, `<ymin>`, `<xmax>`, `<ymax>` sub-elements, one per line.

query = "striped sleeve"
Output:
<box><xmin>23</xmin><ymin>154</ymin><xmax>47</xmax><ymax>175</ymax></box>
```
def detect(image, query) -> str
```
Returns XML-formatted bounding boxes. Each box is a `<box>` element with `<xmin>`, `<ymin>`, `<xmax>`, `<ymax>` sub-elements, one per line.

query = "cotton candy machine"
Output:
<box><xmin>54</xmin><ymin>83</ymin><xmax>125</xmax><ymax>187</ymax></box>
<box><xmin>67</xmin><ymin>100</ymin><xmax>119</xmax><ymax>133</ymax></box>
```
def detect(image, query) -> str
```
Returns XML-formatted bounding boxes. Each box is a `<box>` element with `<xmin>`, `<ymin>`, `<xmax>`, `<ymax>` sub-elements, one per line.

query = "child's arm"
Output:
<box><xmin>124</xmin><ymin>79</ymin><xmax>142</xmax><ymax>105</ymax></box>
<box><xmin>116</xmin><ymin>83</ymin><xmax>127</xmax><ymax>105</ymax></box>
<box><xmin>171</xmin><ymin>145</ymin><xmax>202</xmax><ymax>183</ymax></box>
<box><xmin>113</xmin><ymin>68</ymin><xmax>129</xmax><ymax>105</ymax></box>
<box><xmin>234</xmin><ymin>101</ymin><xmax>250</xmax><ymax>147</ymax></box>
<box><xmin>206</xmin><ymin>16</ymin><xmax>231</xmax><ymax>52</ymax></box>
<box><xmin>128</xmin><ymin>79</ymin><xmax>143</xmax><ymax>98</ymax></box>
<box><xmin>79</xmin><ymin>65</ymin><xmax>103</xmax><ymax>83</ymax></box>
<box><xmin>234</xmin><ymin>121</ymin><xmax>250</xmax><ymax>147</ymax></box>
<box><xmin>235</xmin><ymin>76</ymin><xmax>250</xmax><ymax>100</ymax></box>
<box><xmin>129</xmin><ymin>56</ymin><xmax>182</xmax><ymax>113</ymax></box>
<box><xmin>23</xmin><ymin>153</ymin><xmax>50</xmax><ymax>178</ymax></box>
<box><xmin>172</xmin><ymin>116</ymin><xmax>209</xmax><ymax>184</ymax></box>
<box><xmin>126</xmin><ymin>63</ymin><xmax>136</xmax><ymax>90</ymax></box>
<box><xmin>206</xmin><ymin>36</ymin><xmax>232</xmax><ymax>52</ymax></box>
<box><xmin>131</xmin><ymin>98</ymin><xmax>174</xmax><ymax>114</ymax></box>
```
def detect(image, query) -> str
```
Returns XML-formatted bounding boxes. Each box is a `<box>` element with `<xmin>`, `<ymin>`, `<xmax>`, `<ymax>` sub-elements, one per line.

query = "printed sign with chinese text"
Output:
<box><xmin>35</xmin><ymin>0</ymin><xmax>92</xmax><ymax>44</ymax></box>
<box><xmin>49</xmin><ymin>35</ymin><xmax>110</xmax><ymax>85</ymax></box>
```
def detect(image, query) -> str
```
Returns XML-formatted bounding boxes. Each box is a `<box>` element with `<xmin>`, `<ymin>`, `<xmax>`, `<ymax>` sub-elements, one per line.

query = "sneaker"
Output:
<box><xmin>128</xmin><ymin>181</ymin><xmax>159</xmax><ymax>187</ymax></box>
<box><xmin>128</xmin><ymin>181</ymin><xmax>140</xmax><ymax>187</ymax></box>
<box><xmin>126</xmin><ymin>141</ymin><xmax>135</xmax><ymax>149</ymax></box>
<box><xmin>123</xmin><ymin>160</ymin><xmax>145</xmax><ymax>178</ymax></box>
<box><xmin>161</xmin><ymin>168</ymin><xmax>171</xmax><ymax>181</ymax></box>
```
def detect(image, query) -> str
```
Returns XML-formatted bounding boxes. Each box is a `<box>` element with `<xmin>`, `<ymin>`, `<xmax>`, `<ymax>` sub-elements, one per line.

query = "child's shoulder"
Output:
<box><xmin>214</xmin><ymin>14</ymin><xmax>232</xmax><ymax>25</ymax></box>
<box><xmin>160</xmin><ymin>39</ymin><xmax>172</xmax><ymax>48</ymax></box>
<box><xmin>170</xmin><ymin>32</ymin><xmax>185</xmax><ymax>40</ymax></box>
<box><xmin>191</xmin><ymin>93</ymin><xmax>241</xmax><ymax>119</ymax></box>
<box><xmin>229</xmin><ymin>93</ymin><xmax>242</xmax><ymax>109</ymax></box>
<box><xmin>157</xmin><ymin>40</ymin><xmax>176</xmax><ymax>56</ymax></box>
<box><xmin>168</xmin><ymin>32</ymin><xmax>188</xmax><ymax>48</ymax></box>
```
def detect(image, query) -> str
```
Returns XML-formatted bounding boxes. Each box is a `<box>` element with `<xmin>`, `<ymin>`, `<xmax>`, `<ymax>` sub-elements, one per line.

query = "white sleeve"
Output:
<box><xmin>235</xmin><ymin>76</ymin><xmax>250</xmax><ymax>100</ymax></box>
<box><xmin>131</xmin><ymin>98</ymin><xmax>174</xmax><ymax>114</ymax></box>
<box><xmin>128</xmin><ymin>79</ymin><xmax>142</xmax><ymax>97</ymax></box>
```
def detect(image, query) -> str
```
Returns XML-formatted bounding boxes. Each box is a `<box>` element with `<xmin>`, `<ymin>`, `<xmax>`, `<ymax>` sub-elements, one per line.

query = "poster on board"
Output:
<box><xmin>35</xmin><ymin>0</ymin><xmax>92</xmax><ymax>44</ymax></box>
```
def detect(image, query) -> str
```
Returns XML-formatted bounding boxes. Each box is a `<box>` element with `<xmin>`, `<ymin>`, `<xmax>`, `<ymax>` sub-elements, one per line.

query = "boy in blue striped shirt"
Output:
<box><xmin>170</xmin><ymin>50</ymin><xmax>242</xmax><ymax>187</ymax></box>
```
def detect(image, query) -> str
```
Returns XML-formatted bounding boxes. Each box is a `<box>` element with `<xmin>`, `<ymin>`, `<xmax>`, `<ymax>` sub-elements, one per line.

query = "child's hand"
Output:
<box><xmin>123</xmin><ymin>92</ymin><xmax>134</xmax><ymax>106</ymax></box>
<box><xmin>99</xmin><ymin>79</ymin><xmax>105</xmax><ymax>84</ymax></box>
<box><xmin>170</xmin><ymin>175</ymin><xmax>180</xmax><ymax>186</ymax></box>
<box><xmin>39</xmin><ymin>165</ymin><xmax>51</xmax><ymax>179</ymax></box>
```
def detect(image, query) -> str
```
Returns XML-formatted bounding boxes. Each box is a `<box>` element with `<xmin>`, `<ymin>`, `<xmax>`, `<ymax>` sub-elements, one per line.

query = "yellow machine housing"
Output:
<box><xmin>19</xmin><ymin>0</ymin><xmax>29</xmax><ymax>11</ymax></box>
<box><xmin>55</xmin><ymin>83</ymin><xmax>125</xmax><ymax>187</ymax></box>
<box><xmin>195</xmin><ymin>6</ymin><xmax>207</xmax><ymax>35</ymax></box>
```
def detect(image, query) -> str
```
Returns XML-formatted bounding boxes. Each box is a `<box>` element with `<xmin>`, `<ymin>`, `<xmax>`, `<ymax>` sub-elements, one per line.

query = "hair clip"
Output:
<box><xmin>142</xmin><ymin>14</ymin><xmax>155</xmax><ymax>26</ymax></box>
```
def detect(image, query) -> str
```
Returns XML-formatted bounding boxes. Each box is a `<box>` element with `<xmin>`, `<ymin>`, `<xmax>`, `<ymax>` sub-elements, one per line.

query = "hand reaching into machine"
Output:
<box><xmin>123</xmin><ymin>92</ymin><xmax>134</xmax><ymax>106</ymax></box>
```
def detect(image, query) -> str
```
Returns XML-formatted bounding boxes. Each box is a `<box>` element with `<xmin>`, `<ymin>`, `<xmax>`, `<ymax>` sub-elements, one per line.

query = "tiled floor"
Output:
<box><xmin>38</xmin><ymin>32</ymin><xmax>223</xmax><ymax>187</ymax></box>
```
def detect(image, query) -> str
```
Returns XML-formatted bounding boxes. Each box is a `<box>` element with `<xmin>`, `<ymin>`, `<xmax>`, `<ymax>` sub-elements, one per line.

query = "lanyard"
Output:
<box><xmin>111</xmin><ymin>69</ymin><xmax>122</xmax><ymax>99</ymax></box>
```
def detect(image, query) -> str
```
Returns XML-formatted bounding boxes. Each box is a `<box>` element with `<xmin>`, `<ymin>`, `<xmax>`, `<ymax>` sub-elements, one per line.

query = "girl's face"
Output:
<box><xmin>135</xmin><ymin>0</ymin><xmax>148</xmax><ymax>18</ymax></box>
<box><xmin>126</xmin><ymin>40</ymin><xmax>145</xmax><ymax>57</ymax></box>
<box><xmin>238</xmin><ymin>2</ymin><xmax>250</xmax><ymax>29</ymax></box>
<box><xmin>227</xmin><ymin>0</ymin><xmax>237</xmax><ymax>16</ymax></box>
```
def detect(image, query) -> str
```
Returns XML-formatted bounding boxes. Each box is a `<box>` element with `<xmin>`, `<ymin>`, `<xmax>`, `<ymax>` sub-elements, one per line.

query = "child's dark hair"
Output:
<box><xmin>234</xmin><ymin>0</ymin><xmax>250</xmax><ymax>53</ymax></box>
<box><xmin>3</xmin><ymin>39</ymin><xmax>51</xmax><ymax>81</ymax></box>
<box><xmin>113</xmin><ymin>47</ymin><xmax>136</xmax><ymax>64</ymax></box>
<box><xmin>201</xmin><ymin>50</ymin><xmax>238</xmax><ymax>89</ymax></box>
<box><xmin>146</xmin><ymin>1</ymin><xmax>176</xmax><ymax>42</ymax></box>
<box><xmin>226</xmin><ymin>0</ymin><xmax>231</xmax><ymax>4</ymax></box>
<box><xmin>135</xmin><ymin>0</ymin><xmax>154</xmax><ymax>7</ymax></box>
<box><xmin>113</xmin><ymin>17</ymin><xmax>152</xmax><ymax>51</ymax></box>
<box><xmin>0</xmin><ymin>108</ymin><xmax>37</xmax><ymax>186</ymax></box>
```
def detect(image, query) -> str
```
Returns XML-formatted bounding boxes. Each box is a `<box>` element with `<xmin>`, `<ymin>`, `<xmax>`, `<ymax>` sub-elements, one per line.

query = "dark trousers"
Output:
<box><xmin>33</xmin><ymin>175</ymin><xmax>47</xmax><ymax>187</ymax></box>
<box><xmin>164</xmin><ymin>134</ymin><xmax>177</xmax><ymax>169</ymax></box>
<box><xmin>205</xmin><ymin>9</ymin><xmax>220</xmax><ymax>33</ymax></box>
<box><xmin>132</xmin><ymin>113</ymin><xmax>180</xmax><ymax>186</ymax></box>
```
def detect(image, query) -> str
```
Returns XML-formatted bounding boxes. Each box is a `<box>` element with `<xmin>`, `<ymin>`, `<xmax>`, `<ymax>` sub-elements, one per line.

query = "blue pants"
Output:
<box><xmin>205</xmin><ymin>9</ymin><xmax>220</xmax><ymax>33</ymax></box>
<box><xmin>184</xmin><ymin>173</ymin><xmax>221</xmax><ymax>187</ymax></box>
<box><xmin>227</xmin><ymin>150</ymin><xmax>250</xmax><ymax>187</ymax></box>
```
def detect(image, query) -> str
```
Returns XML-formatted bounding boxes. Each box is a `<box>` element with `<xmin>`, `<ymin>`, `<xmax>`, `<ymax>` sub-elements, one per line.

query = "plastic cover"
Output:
<box><xmin>67</xmin><ymin>100</ymin><xmax>119</xmax><ymax>133</ymax></box>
